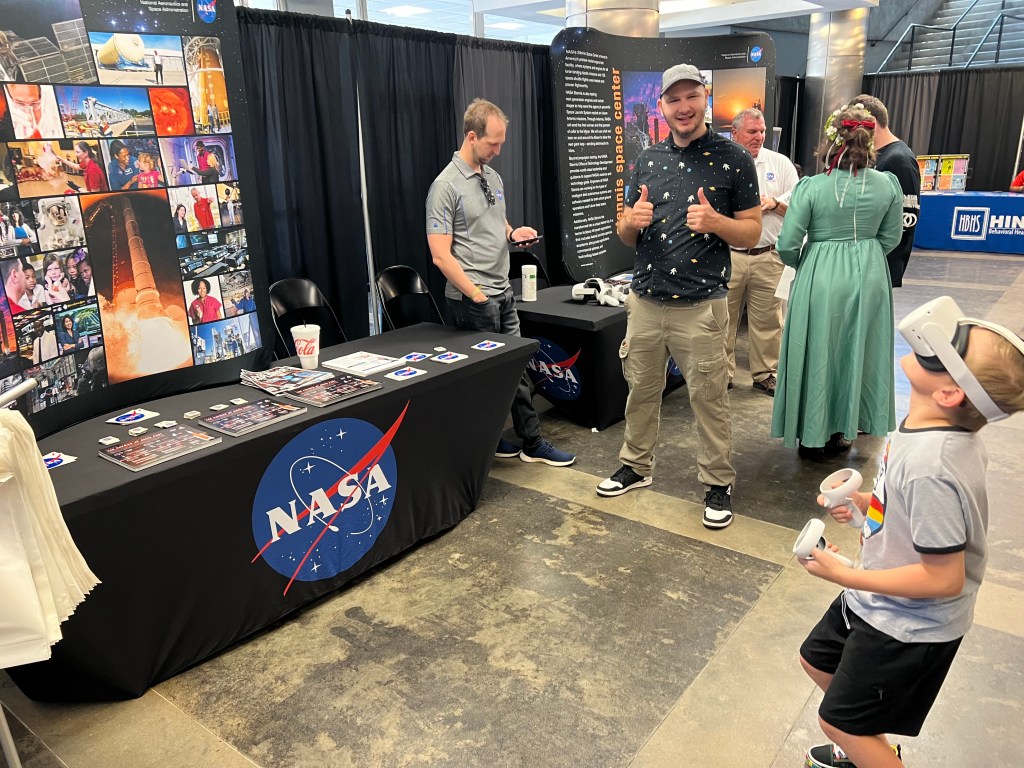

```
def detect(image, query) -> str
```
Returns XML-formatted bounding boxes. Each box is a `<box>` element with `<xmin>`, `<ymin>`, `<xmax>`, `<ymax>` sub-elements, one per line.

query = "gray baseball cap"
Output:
<box><xmin>661</xmin><ymin>64</ymin><xmax>705</xmax><ymax>95</ymax></box>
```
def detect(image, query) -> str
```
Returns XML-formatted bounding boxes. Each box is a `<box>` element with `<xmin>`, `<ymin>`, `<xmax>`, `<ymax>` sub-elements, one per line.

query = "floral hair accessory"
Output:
<box><xmin>823</xmin><ymin>102</ymin><xmax>866</xmax><ymax>146</ymax></box>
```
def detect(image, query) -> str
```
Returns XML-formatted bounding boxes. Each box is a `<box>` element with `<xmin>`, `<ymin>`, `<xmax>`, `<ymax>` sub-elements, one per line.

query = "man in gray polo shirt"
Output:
<box><xmin>426</xmin><ymin>98</ymin><xmax>575</xmax><ymax>467</ymax></box>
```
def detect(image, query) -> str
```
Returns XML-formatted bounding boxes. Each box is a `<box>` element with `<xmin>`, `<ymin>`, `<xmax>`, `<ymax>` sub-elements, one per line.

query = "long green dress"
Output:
<box><xmin>771</xmin><ymin>168</ymin><xmax>903</xmax><ymax>448</ymax></box>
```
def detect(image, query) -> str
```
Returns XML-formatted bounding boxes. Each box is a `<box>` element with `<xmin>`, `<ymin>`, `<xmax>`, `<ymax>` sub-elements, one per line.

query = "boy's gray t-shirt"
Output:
<box><xmin>845</xmin><ymin>422</ymin><xmax>988</xmax><ymax>643</ymax></box>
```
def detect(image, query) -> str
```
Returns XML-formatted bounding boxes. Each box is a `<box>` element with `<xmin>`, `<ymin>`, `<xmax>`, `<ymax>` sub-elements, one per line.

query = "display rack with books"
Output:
<box><xmin>918</xmin><ymin>154</ymin><xmax>969</xmax><ymax>191</ymax></box>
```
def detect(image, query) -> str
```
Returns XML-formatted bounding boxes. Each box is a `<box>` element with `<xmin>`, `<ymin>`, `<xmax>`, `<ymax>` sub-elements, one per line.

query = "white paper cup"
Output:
<box><xmin>291</xmin><ymin>323</ymin><xmax>320</xmax><ymax>369</ymax></box>
<box><xmin>521</xmin><ymin>265</ymin><xmax>537</xmax><ymax>302</ymax></box>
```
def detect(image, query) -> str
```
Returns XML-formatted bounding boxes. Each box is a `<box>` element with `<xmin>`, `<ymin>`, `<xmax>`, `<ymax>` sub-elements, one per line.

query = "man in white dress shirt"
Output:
<box><xmin>725</xmin><ymin>108</ymin><xmax>799</xmax><ymax>396</ymax></box>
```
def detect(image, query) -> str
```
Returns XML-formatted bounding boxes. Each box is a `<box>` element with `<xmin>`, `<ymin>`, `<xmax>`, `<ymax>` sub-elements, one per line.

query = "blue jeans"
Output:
<box><xmin>448</xmin><ymin>288</ymin><xmax>541</xmax><ymax>448</ymax></box>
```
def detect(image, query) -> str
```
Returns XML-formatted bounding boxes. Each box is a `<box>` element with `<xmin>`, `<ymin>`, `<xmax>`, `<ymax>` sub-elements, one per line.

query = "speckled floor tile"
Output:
<box><xmin>770</xmin><ymin>623</ymin><xmax>1024</xmax><ymax>768</ymax></box>
<box><xmin>155</xmin><ymin>480</ymin><xmax>780</xmax><ymax>768</ymax></box>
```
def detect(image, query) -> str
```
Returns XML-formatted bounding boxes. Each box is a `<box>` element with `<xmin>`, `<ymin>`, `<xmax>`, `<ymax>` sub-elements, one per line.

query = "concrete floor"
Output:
<box><xmin>2</xmin><ymin>248</ymin><xmax>1022</xmax><ymax>767</ymax></box>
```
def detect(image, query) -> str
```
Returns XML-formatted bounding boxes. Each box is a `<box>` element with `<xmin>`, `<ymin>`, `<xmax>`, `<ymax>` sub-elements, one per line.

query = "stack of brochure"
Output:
<box><xmin>240</xmin><ymin>366</ymin><xmax>334</xmax><ymax>396</ymax></box>
<box><xmin>284</xmin><ymin>374</ymin><xmax>382</xmax><ymax>407</ymax></box>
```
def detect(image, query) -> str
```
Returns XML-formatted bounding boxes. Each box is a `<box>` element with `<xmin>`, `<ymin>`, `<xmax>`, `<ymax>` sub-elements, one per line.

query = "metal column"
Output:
<box><xmin>565</xmin><ymin>0</ymin><xmax>660</xmax><ymax>38</ymax></box>
<box><xmin>797</xmin><ymin>10</ymin><xmax>868</xmax><ymax>174</ymax></box>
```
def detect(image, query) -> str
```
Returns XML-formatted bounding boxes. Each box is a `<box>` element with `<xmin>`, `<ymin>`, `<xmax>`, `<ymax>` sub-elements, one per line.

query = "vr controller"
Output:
<box><xmin>792</xmin><ymin>519</ymin><xmax>854</xmax><ymax>567</ymax></box>
<box><xmin>793</xmin><ymin>468</ymin><xmax>865</xmax><ymax>570</ymax></box>
<box><xmin>571</xmin><ymin>278</ymin><xmax>628</xmax><ymax>308</ymax></box>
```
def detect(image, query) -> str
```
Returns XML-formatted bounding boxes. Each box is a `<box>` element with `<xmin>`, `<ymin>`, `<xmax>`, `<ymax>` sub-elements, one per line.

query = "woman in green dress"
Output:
<box><xmin>772</xmin><ymin>103</ymin><xmax>904</xmax><ymax>460</ymax></box>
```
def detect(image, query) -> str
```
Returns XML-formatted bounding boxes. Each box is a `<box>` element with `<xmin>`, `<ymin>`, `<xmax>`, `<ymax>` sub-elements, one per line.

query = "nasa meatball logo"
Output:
<box><xmin>766</xmin><ymin>171</ymin><xmax>776</xmax><ymax>181</ymax></box>
<box><xmin>750</xmin><ymin>46</ymin><xmax>763</xmax><ymax>63</ymax></box>
<box><xmin>526</xmin><ymin>337</ymin><xmax>581</xmax><ymax>401</ymax></box>
<box><xmin>197</xmin><ymin>0</ymin><xmax>217</xmax><ymax>23</ymax></box>
<box><xmin>252</xmin><ymin>408</ymin><xmax>407</xmax><ymax>593</ymax></box>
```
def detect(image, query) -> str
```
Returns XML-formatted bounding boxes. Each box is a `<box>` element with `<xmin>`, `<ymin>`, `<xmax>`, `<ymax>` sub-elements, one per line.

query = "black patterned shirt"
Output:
<box><xmin>626</xmin><ymin>127</ymin><xmax>760</xmax><ymax>302</ymax></box>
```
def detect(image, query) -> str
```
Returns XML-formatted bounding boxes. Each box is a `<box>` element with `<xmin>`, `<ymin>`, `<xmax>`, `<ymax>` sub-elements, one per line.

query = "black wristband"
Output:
<box><xmin>508</xmin><ymin>230</ymin><xmax>515</xmax><ymax>243</ymax></box>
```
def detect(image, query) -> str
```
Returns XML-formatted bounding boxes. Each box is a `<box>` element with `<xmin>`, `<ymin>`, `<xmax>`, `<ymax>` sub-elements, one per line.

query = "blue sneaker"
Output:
<box><xmin>495</xmin><ymin>438</ymin><xmax>521</xmax><ymax>458</ymax></box>
<box><xmin>520</xmin><ymin>439</ymin><xmax>576</xmax><ymax>467</ymax></box>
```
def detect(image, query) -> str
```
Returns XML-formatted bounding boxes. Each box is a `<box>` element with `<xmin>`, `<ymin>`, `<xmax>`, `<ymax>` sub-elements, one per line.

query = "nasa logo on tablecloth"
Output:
<box><xmin>252</xmin><ymin>413</ymin><xmax>405</xmax><ymax>591</ymax></box>
<box><xmin>526</xmin><ymin>337</ymin><xmax>581</xmax><ymax>401</ymax></box>
<box><xmin>197</xmin><ymin>0</ymin><xmax>217</xmax><ymax>23</ymax></box>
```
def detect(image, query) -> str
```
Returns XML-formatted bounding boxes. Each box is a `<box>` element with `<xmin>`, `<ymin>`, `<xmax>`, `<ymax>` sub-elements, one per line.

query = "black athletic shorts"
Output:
<box><xmin>800</xmin><ymin>593</ymin><xmax>963</xmax><ymax>737</ymax></box>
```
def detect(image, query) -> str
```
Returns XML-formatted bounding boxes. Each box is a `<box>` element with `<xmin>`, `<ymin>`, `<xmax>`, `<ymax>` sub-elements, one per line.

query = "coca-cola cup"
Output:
<box><xmin>290</xmin><ymin>323</ymin><xmax>320</xmax><ymax>369</ymax></box>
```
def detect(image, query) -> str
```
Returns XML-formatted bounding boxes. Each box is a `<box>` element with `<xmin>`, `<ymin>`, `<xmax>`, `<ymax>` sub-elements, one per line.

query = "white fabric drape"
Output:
<box><xmin>0</xmin><ymin>409</ymin><xmax>99</xmax><ymax>669</ymax></box>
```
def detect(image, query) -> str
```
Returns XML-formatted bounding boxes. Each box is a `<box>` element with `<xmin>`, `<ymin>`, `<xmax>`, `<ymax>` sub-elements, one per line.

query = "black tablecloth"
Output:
<box><xmin>9</xmin><ymin>325</ymin><xmax>536</xmax><ymax>702</ymax></box>
<box><xmin>516</xmin><ymin>286</ymin><xmax>629</xmax><ymax>430</ymax></box>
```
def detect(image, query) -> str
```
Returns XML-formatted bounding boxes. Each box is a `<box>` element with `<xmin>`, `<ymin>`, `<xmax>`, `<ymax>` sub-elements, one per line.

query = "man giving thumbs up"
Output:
<box><xmin>598</xmin><ymin>62</ymin><xmax>762</xmax><ymax>531</ymax></box>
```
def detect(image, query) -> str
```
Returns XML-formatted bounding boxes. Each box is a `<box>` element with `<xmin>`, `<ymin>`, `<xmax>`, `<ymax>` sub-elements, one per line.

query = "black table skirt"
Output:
<box><xmin>9</xmin><ymin>325</ymin><xmax>536</xmax><ymax>702</ymax></box>
<box><xmin>516</xmin><ymin>287</ymin><xmax>684</xmax><ymax>430</ymax></box>
<box><xmin>516</xmin><ymin>286</ymin><xmax>629</xmax><ymax>431</ymax></box>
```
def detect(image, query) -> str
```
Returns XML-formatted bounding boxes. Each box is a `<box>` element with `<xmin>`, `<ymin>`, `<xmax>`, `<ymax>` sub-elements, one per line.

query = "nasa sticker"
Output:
<box><xmin>403</xmin><ymin>352</ymin><xmax>430</xmax><ymax>362</ymax></box>
<box><xmin>107</xmin><ymin>408</ymin><xmax>160</xmax><ymax>424</ymax></box>
<box><xmin>251</xmin><ymin>417</ymin><xmax>399</xmax><ymax>585</ymax></box>
<box><xmin>766</xmin><ymin>172</ymin><xmax>776</xmax><ymax>181</ymax></box>
<box><xmin>386</xmin><ymin>367</ymin><xmax>427</xmax><ymax>381</ymax></box>
<box><xmin>42</xmin><ymin>451</ymin><xmax>76</xmax><ymax>469</ymax></box>
<box><xmin>472</xmin><ymin>340</ymin><xmax>505</xmax><ymax>351</ymax></box>
<box><xmin>431</xmin><ymin>352</ymin><xmax>467</xmax><ymax>364</ymax></box>
<box><xmin>526</xmin><ymin>337</ymin><xmax>582</xmax><ymax>401</ymax></box>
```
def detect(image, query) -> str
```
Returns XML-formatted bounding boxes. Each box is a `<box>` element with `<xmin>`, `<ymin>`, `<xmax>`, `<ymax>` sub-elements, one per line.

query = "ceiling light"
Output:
<box><xmin>380</xmin><ymin>5</ymin><xmax>431</xmax><ymax>17</ymax></box>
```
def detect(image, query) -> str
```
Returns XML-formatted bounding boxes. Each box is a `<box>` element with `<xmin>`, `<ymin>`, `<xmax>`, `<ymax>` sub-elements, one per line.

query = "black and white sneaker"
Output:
<box><xmin>805</xmin><ymin>741</ymin><xmax>901</xmax><ymax>767</ymax></box>
<box><xmin>702</xmin><ymin>484</ymin><xmax>733</xmax><ymax>529</ymax></box>
<box><xmin>596</xmin><ymin>465</ymin><xmax>652</xmax><ymax>497</ymax></box>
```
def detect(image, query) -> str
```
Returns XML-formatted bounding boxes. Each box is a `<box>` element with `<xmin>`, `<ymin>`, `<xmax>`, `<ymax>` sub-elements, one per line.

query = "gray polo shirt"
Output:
<box><xmin>426</xmin><ymin>152</ymin><xmax>509</xmax><ymax>300</ymax></box>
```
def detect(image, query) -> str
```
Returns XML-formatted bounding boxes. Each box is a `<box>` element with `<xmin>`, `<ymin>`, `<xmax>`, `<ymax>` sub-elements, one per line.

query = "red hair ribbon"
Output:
<box><xmin>841</xmin><ymin>119</ymin><xmax>875</xmax><ymax>129</ymax></box>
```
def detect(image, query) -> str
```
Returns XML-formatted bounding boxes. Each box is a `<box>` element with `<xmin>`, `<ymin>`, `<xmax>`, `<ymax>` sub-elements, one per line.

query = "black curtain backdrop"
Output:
<box><xmin>238</xmin><ymin>10</ymin><xmax>563</xmax><ymax>328</ymax></box>
<box><xmin>864</xmin><ymin>67</ymin><xmax>1024</xmax><ymax>191</ymax></box>
<box><xmin>861</xmin><ymin>71</ymin><xmax>939</xmax><ymax>156</ymax></box>
<box><xmin>236</xmin><ymin>8</ymin><xmax>370</xmax><ymax>340</ymax></box>
<box><xmin>454</xmin><ymin>42</ymin><xmax>547</xmax><ymax>281</ymax></box>
<box><xmin>533</xmin><ymin>47</ymin><xmax>570</xmax><ymax>288</ymax></box>
<box><xmin>351</xmin><ymin>23</ymin><xmax>458</xmax><ymax>310</ymax></box>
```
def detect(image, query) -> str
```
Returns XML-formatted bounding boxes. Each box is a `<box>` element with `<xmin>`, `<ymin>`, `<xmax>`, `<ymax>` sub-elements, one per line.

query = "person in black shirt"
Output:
<box><xmin>854</xmin><ymin>94</ymin><xmax>920</xmax><ymax>287</ymax></box>
<box><xmin>596</xmin><ymin>63</ymin><xmax>762</xmax><ymax>530</ymax></box>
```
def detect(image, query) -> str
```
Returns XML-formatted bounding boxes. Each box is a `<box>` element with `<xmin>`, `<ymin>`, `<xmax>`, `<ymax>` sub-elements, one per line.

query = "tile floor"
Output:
<box><xmin>2</xmin><ymin>248</ymin><xmax>1022</xmax><ymax>767</ymax></box>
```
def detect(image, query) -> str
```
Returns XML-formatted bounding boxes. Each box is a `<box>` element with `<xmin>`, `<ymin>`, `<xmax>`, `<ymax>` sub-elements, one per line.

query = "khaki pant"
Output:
<box><xmin>726</xmin><ymin>249</ymin><xmax>785</xmax><ymax>383</ymax></box>
<box><xmin>618</xmin><ymin>294</ymin><xmax>734</xmax><ymax>488</ymax></box>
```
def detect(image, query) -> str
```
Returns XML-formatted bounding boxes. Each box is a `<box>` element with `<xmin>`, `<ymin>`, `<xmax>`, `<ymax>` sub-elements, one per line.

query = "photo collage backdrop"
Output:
<box><xmin>0</xmin><ymin>0</ymin><xmax>268</xmax><ymax>436</ymax></box>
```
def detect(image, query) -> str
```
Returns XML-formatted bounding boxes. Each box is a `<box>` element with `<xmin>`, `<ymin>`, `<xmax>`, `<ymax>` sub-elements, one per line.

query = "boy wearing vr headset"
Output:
<box><xmin>798</xmin><ymin>296</ymin><xmax>1024</xmax><ymax>768</ymax></box>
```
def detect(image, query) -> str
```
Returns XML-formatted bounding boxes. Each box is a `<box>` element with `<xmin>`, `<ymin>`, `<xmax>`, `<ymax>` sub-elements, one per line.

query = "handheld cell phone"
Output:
<box><xmin>510</xmin><ymin>234</ymin><xmax>543</xmax><ymax>248</ymax></box>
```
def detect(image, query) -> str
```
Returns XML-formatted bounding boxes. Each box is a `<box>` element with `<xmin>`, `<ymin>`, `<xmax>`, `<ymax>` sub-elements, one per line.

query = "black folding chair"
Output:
<box><xmin>269</xmin><ymin>278</ymin><xmax>346</xmax><ymax>359</ymax></box>
<box><xmin>376</xmin><ymin>265</ymin><xmax>445</xmax><ymax>331</ymax></box>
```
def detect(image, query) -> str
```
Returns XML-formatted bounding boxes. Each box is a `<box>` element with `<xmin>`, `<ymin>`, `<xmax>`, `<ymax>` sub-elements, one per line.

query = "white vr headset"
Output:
<box><xmin>897</xmin><ymin>296</ymin><xmax>1024</xmax><ymax>422</ymax></box>
<box><xmin>571</xmin><ymin>278</ymin><xmax>628</xmax><ymax>307</ymax></box>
